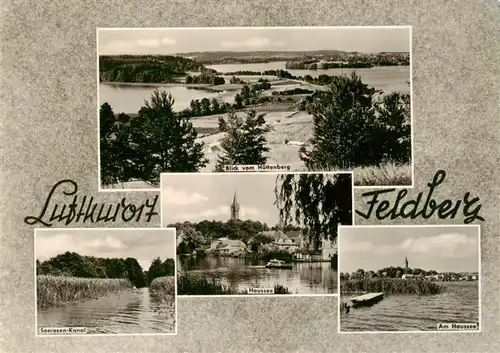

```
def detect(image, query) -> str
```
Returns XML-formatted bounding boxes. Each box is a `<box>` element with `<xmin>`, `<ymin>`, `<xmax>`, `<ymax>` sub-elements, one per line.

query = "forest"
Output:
<box><xmin>99</xmin><ymin>55</ymin><xmax>204</xmax><ymax>83</ymax></box>
<box><xmin>36</xmin><ymin>251</ymin><xmax>175</xmax><ymax>288</ymax></box>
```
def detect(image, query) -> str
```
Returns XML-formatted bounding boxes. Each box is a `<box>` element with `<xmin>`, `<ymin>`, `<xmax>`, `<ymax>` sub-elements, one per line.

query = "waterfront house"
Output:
<box><xmin>215</xmin><ymin>238</ymin><xmax>247</xmax><ymax>256</ymax></box>
<box><xmin>401</xmin><ymin>274</ymin><xmax>415</xmax><ymax>280</ymax></box>
<box><xmin>258</xmin><ymin>230</ymin><xmax>300</xmax><ymax>253</ymax></box>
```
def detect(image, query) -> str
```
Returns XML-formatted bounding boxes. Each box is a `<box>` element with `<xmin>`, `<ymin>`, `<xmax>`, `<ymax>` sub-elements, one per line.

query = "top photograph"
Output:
<box><xmin>98</xmin><ymin>26</ymin><xmax>412</xmax><ymax>191</ymax></box>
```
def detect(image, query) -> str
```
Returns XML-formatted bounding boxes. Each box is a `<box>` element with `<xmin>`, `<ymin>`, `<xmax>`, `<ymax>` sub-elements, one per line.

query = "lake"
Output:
<box><xmin>340</xmin><ymin>281</ymin><xmax>479</xmax><ymax>332</ymax></box>
<box><xmin>207</xmin><ymin>62</ymin><xmax>410</xmax><ymax>94</ymax></box>
<box><xmin>178</xmin><ymin>255</ymin><xmax>337</xmax><ymax>295</ymax></box>
<box><xmin>99</xmin><ymin>62</ymin><xmax>409</xmax><ymax>114</ymax></box>
<box><xmin>99</xmin><ymin>83</ymin><xmax>236</xmax><ymax>114</ymax></box>
<box><xmin>37</xmin><ymin>287</ymin><xmax>176</xmax><ymax>335</ymax></box>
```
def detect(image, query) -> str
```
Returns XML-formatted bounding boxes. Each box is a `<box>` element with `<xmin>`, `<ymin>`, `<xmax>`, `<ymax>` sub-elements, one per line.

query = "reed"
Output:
<box><xmin>37</xmin><ymin>275</ymin><xmax>132</xmax><ymax>308</ymax></box>
<box><xmin>273</xmin><ymin>284</ymin><xmax>290</xmax><ymax>294</ymax></box>
<box><xmin>353</xmin><ymin>162</ymin><xmax>412</xmax><ymax>186</ymax></box>
<box><xmin>150</xmin><ymin>276</ymin><xmax>176</xmax><ymax>295</ymax></box>
<box><xmin>177</xmin><ymin>273</ymin><xmax>236</xmax><ymax>295</ymax></box>
<box><xmin>340</xmin><ymin>278</ymin><xmax>442</xmax><ymax>295</ymax></box>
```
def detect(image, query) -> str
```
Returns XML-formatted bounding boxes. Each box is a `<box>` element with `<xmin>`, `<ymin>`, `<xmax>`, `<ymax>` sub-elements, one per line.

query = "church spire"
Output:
<box><xmin>230</xmin><ymin>190</ymin><xmax>240</xmax><ymax>220</ymax></box>
<box><xmin>404</xmin><ymin>255</ymin><xmax>409</xmax><ymax>269</ymax></box>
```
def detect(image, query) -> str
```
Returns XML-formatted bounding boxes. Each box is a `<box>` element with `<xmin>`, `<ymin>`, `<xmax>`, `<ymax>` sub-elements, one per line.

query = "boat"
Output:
<box><xmin>265</xmin><ymin>259</ymin><xmax>293</xmax><ymax>269</ymax></box>
<box><xmin>349</xmin><ymin>292</ymin><xmax>385</xmax><ymax>308</ymax></box>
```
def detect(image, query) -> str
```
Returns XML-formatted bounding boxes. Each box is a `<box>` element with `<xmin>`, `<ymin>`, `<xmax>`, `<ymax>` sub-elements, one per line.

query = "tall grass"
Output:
<box><xmin>177</xmin><ymin>273</ymin><xmax>291</xmax><ymax>295</ymax></box>
<box><xmin>37</xmin><ymin>275</ymin><xmax>132</xmax><ymax>308</ymax></box>
<box><xmin>353</xmin><ymin>162</ymin><xmax>412</xmax><ymax>186</ymax></box>
<box><xmin>178</xmin><ymin>273</ymin><xmax>236</xmax><ymax>295</ymax></box>
<box><xmin>340</xmin><ymin>278</ymin><xmax>442</xmax><ymax>295</ymax></box>
<box><xmin>150</xmin><ymin>276</ymin><xmax>176</xmax><ymax>295</ymax></box>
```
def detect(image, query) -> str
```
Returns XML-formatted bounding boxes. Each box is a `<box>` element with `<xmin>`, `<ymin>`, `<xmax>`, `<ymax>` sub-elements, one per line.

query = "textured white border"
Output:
<box><xmin>96</xmin><ymin>26</ymin><xmax>413</xmax><ymax>192</ymax></box>
<box><xmin>161</xmin><ymin>170</ymin><xmax>354</xmax><ymax>298</ymax></box>
<box><xmin>336</xmin><ymin>224</ymin><xmax>482</xmax><ymax>334</ymax></box>
<box><xmin>34</xmin><ymin>227</ymin><xmax>178</xmax><ymax>337</ymax></box>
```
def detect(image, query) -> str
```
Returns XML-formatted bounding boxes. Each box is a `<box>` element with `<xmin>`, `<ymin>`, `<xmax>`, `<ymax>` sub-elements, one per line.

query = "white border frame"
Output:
<box><xmin>336</xmin><ymin>224</ymin><xmax>482</xmax><ymax>334</ymax></box>
<box><xmin>160</xmin><ymin>170</ymin><xmax>355</xmax><ymax>298</ymax></box>
<box><xmin>34</xmin><ymin>227</ymin><xmax>178</xmax><ymax>337</ymax></box>
<box><xmin>96</xmin><ymin>26</ymin><xmax>414</xmax><ymax>192</ymax></box>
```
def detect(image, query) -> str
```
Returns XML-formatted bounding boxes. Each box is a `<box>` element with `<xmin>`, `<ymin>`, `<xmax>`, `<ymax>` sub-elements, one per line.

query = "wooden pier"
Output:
<box><xmin>349</xmin><ymin>292</ymin><xmax>385</xmax><ymax>308</ymax></box>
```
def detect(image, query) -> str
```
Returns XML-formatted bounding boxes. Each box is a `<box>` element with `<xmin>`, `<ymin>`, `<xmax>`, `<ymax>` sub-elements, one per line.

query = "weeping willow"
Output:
<box><xmin>274</xmin><ymin>173</ymin><xmax>352</xmax><ymax>249</ymax></box>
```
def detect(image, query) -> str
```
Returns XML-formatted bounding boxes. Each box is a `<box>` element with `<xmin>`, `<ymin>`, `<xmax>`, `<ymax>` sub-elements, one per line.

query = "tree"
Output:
<box><xmin>100</xmin><ymin>103</ymin><xmax>120</xmax><ymax>186</ymax></box>
<box><xmin>211</xmin><ymin>98</ymin><xmax>220</xmax><ymax>113</ymax></box>
<box><xmin>214</xmin><ymin>110</ymin><xmax>272</xmax><ymax>172</ymax></box>
<box><xmin>124</xmin><ymin>257</ymin><xmax>147</xmax><ymax>288</ymax></box>
<box><xmin>299</xmin><ymin>72</ymin><xmax>379</xmax><ymax>170</ymax></box>
<box><xmin>300</xmin><ymin>72</ymin><xmax>411</xmax><ymax>170</ymax></box>
<box><xmin>201</xmin><ymin>98</ymin><xmax>211</xmax><ymax>115</ymax></box>
<box><xmin>130</xmin><ymin>90</ymin><xmax>207</xmax><ymax>184</ymax></box>
<box><xmin>234</xmin><ymin>93</ymin><xmax>243</xmax><ymax>109</ymax></box>
<box><xmin>274</xmin><ymin>173</ymin><xmax>352</xmax><ymax>249</ymax></box>
<box><xmin>147</xmin><ymin>257</ymin><xmax>164</xmax><ymax>285</ymax></box>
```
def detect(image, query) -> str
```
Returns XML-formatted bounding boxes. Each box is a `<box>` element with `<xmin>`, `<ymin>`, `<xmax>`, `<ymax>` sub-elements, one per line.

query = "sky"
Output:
<box><xmin>162</xmin><ymin>173</ymin><xmax>280</xmax><ymax>226</ymax></box>
<box><xmin>36</xmin><ymin>229</ymin><xmax>176</xmax><ymax>271</ymax></box>
<box><xmin>339</xmin><ymin>226</ymin><xmax>480</xmax><ymax>273</ymax></box>
<box><xmin>98</xmin><ymin>27</ymin><xmax>410</xmax><ymax>55</ymax></box>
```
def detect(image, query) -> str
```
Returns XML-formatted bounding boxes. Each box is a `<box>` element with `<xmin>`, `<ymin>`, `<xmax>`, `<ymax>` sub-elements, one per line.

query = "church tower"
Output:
<box><xmin>404</xmin><ymin>255</ymin><xmax>409</xmax><ymax>269</ymax></box>
<box><xmin>230</xmin><ymin>191</ymin><xmax>240</xmax><ymax>220</ymax></box>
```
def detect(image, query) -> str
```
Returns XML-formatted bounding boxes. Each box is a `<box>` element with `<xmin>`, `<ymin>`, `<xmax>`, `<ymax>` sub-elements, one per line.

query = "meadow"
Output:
<box><xmin>37</xmin><ymin>275</ymin><xmax>133</xmax><ymax>308</ymax></box>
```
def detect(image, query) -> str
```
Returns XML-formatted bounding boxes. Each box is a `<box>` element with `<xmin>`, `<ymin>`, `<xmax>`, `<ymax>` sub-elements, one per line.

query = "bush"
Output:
<box><xmin>150</xmin><ymin>276</ymin><xmax>176</xmax><ymax>295</ymax></box>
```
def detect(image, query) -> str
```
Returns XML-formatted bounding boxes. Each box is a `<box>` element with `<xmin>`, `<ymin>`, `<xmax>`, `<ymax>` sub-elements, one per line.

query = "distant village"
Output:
<box><xmin>340</xmin><ymin>256</ymin><xmax>479</xmax><ymax>282</ymax></box>
<box><xmin>174</xmin><ymin>191</ymin><xmax>337</xmax><ymax>263</ymax></box>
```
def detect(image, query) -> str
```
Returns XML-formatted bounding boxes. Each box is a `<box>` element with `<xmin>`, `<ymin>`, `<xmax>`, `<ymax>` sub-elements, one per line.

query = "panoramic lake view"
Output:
<box><xmin>340</xmin><ymin>281</ymin><xmax>479</xmax><ymax>332</ymax></box>
<box><xmin>178</xmin><ymin>255</ymin><xmax>337</xmax><ymax>295</ymax></box>
<box><xmin>37</xmin><ymin>287</ymin><xmax>176</xmax><ymax>334</ymax></box>
<box><xmin>99</xmin><ymin>63</ymin><xmax>410</xmax><ymax>114</ymax></box>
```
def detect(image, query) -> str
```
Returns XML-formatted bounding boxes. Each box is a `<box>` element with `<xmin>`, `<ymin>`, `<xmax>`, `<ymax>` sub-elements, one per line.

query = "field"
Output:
<box><xmin>37</xmin><ymin>275</ymin><xmax>133</xmax><ymax>308</ymax></box>
<box><xmin>102</xmin><ymin>66</ymin><xmax>411</xmax><ymax>188</ymax></box>
<box><xmin>340</xmin><ymin>278</ymin><xmax>443</xmax><ymax>296</ymax></box>
<box><xmin>150</xmin><ymin>276</ymin><xmax>176</xmax><ymax>295</ymax></box>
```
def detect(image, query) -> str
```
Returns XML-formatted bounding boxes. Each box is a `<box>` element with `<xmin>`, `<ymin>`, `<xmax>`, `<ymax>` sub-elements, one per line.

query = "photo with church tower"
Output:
<box><xmin>337</xmin><ymin>225</ymin><xmax>480</xmax><ymax>333</ymax></box>
<box><xmin>161</xmin><ymin>171</ymin><xmax>353</xmax><ymax>295</ymax></box>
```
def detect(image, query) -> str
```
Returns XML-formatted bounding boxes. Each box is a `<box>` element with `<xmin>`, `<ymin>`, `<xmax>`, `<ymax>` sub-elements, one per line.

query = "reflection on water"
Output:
<box><xmin>178</xmin><ymin>256</ymin><xmax>337</xmax><ymax>294</ymax></box>
<box><xmin>37</xmin><ymin>287</ymin><xmax>175</xmax><ymax>334</ymax></box>
<box><xmin>340</xmin><ymin>282</ymin><xmax>479</xmax><ymax>332</ymax></box>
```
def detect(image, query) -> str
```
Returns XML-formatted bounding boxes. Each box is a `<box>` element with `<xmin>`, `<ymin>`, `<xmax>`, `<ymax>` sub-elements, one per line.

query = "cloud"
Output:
<box><xmin>99</xmin><ymin>37</ymin><xmax>176</xmax><ymax>54</ymax></box>
<box><xmin>87</xmin><ymin>236</ymin><xmax>124</xmax><ymax>249</ymax></box>
<box><xmin>342</xmin><ymin>232</ymin><xmax>477</xmax><ymax>259</ymax></box>
<box><xmin>240</xmin><ymin>207</ymin><xmax>263</xmax><ymax>218</ymax></box>
<box><xmin>401</xmin><ymin>233</ymin><xmax>477</xmax><ymax>258</ymax></box>
<box><xmin>341</xmin><ymin>239</ymin><xmax>375</xmax><ymax>252</ymax></box>
<box><xmin>170</xmin><ymin>205</ymin><xmax>265</xmax><ymax>222</ymax></box>
<box><xmin>136</xmin><ymin>37</ymin><xmax>176</xmax><ymax>47</ymax></box>
<box><xmin>220</xmin><ymin>37</ymin><xmax>286</xmax><ymax>49</ymax></box>
<box><xmin>163</xmin><ymin>187</ymin><xmax>209</xmax><ymax>206</ymax></box>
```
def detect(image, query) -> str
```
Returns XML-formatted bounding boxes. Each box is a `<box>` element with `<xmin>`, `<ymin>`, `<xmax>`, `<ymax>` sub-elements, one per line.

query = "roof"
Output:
<box><xmin>218</xmin><ymin>238</ymin><xmax>247</xmax><ymax>248</ymax></box>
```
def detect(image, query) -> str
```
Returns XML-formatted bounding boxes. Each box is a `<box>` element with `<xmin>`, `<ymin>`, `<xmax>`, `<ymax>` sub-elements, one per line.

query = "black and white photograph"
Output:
<box><xmin>338</xmin><ymin>225</ymin><xmax>480</xmax><ymax>333</ymax></box>
<box><xmin>98</xmin><ymin>26</ymin><xmax>412</xmax><ymax>190</ymax></box>
<box><xmin>35</xmin><ymin>228</ymin><xmax>177</xmax><ymax>336</ymax></box>
<box><xmin>161</xmin><ymin>172</ymin><xmax>353</xmax><ymax>295</ymax></box>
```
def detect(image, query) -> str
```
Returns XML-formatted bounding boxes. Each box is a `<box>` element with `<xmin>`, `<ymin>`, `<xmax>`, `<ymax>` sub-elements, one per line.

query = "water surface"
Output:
<box><xmin>37</xmin><ymin>287</ymin><xmax>175</xmax><ymax>334</ymax></box>
<box><xmin>340</xmin><ymin>281</ymin><xmax>479</xmax><ymax>332</ymax></box>
<box><xmin>179</xmin><ymin>255</ymin><xmax>337</xmax><ymax>295</ymax></box>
